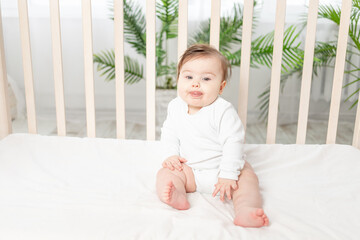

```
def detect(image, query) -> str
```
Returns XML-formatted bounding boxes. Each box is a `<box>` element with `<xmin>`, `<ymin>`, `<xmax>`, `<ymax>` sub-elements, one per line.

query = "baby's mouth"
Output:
<box><xmin>189</xmin><ymin>91</ymin><xmax>203</xmax><ymax>98</ymax></box>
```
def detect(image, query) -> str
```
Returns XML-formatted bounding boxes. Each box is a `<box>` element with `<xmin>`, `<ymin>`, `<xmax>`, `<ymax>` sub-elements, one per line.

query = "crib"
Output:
<box><xmin>0</xmin><ymin>0</ymin><xmax>360</xmax><ymax>239</ymax></box>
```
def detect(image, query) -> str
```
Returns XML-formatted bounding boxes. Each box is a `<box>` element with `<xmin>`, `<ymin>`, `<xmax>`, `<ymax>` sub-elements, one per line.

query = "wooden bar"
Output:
<box><xmin>296</xmin><ymin>0</ymin><xmax>319</xmax><ymax>144</ymax></box>
<box><xmin>18</xmin><ymin>0</ymin><xmax>37</xmax><ymax>134</ymax></box>
<box><xmin>177</xmin><ymin>0</ymin><xmax>188</xmax><ymax>60</ymax></box>
<box><xmin>146</xmin><ymin>0</ymin><xmax>156</xmax><ymax>140</ymax></box>
<box><xmin>209</xmin><ymin>0</ymin><xmax>220</xmax><ymax>50</ymax></box>
<box><xmin>0</xmin><ymin>2</ymin><xmax>12</xmax><ymax>139</ymax></box>
<box><xmin>266</xmin><ymin>0</ymin><xmax>286</xmax><ymax>144</ymax></box>
<box><xmin>114</xmin><ymin>0</ymin><xmax>126</xmax><ymax>139</ymax></box>
<box><xmin>326</xmin><ymin>0</ymin><xmax>352</xmax><ymax>144</ymax></box>
<box><xmin>49</xmin><ymin>0</ymin><xmax>66</xmax><ymax>136</ymax></box>
<box><xmin>81</xmin><ymin>0</ymin><xmax>96</xmax><ymax>138</ymax></box>
<box><xmin>238</xmin><ymin>0</ymin><xmax>254</xmax><ymax>138</ymax></box>
<box><xmin>353</xmin><ymin>93</ymin><xmax>360</xmax><ymax>149</ymax></box>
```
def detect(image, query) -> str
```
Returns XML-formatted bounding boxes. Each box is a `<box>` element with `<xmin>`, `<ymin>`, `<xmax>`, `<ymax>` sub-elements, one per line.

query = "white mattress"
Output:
<box><xmin>0</xmin><ymin>134</ymin><xmax>359</xmax><ymax>240</ymax></box>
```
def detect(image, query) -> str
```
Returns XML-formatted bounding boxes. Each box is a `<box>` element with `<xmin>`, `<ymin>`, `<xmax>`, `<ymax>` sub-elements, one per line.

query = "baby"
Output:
<box><xmin>156</xmin><ymin>44</ymin><xmax>269</xmax><ymax>228</ymax></box>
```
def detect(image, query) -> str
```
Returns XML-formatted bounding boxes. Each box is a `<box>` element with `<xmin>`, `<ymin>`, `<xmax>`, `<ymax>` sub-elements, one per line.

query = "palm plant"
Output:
<box><xmin>316</xmin><ymin>0</ymin><xmax>360</xmax><ymax>109</ymax></box>
<box><xmin>94</xmin><ymin>0</ymin><xmax>303</xmax><ymax>94</ymax></box>
<box><xmin>94</xmin><ymin>0</ymin><xmax>178</xmax><ymax>89</ymax></box>
<box><xmin>257</xmin><ymin>0</ymin><xmax>360</xmax><ymax>120</ymax></box>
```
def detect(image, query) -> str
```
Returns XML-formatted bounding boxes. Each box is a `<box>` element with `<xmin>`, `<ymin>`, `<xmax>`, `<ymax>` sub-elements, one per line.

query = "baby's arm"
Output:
<box><xmin>161</xmin><ymin>99</ymin><xmax>181</xmax><ymax>162</ymax></box>
<box><xmin>214</xmin><ymin>104</ymin><xmax>246</xmax><ymax>201</ymax></box>
<box><xmin>217</xmin><ymin>106</ymin><xmax>246</xmax><ymax>180</ymax></box>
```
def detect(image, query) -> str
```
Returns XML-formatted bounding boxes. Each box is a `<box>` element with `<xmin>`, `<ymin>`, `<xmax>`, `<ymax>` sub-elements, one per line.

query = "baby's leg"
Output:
<box><xmin>156</xmin><ymin>165</ymin><xmax>196</xmax><ymax>210</ymax></box>
<box><xmin>232</xmin><ymin>162</ymin><xmax>269</xmax><ymax>227</ymax></box>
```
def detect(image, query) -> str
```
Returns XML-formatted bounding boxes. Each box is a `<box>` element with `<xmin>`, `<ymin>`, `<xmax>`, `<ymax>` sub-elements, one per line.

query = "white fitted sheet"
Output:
<box><xmin>0</xmin><ymin>133</ymin><xmax>359</xmax><ymax>240</ymax></box>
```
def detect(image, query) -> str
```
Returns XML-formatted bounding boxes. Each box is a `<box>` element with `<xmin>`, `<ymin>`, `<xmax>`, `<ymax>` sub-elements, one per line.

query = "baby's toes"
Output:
<box><xmin>255</xmin><ymin>208</ymin><xmax>264</xmax><ymax>217</ymax></box>
<box><xmin>162</xmin><ymin>192</ymin><xmax>169</xmax><ymax>200</ymax></box>
<box><xmin>262</xmin><ymin>215</ymin><xmax>269</xmax><ymax>226</ymax></box>
<box><xmin>162</xmin><ymin>187</ymin><xmax>170</xmax><ymax>199</ymax></box>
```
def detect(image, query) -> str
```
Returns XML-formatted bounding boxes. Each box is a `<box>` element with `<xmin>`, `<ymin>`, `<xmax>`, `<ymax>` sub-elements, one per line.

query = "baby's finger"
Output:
<box><xmin>171</xmin><ymin>159</ymin><xmax>183</xmax><ymax>171</ymax></box>
<box><xmin>226</xmin><ymin>186</ymin><xmax>231</xmax><ymax>200</ymax></box>
<box><xmin>212</xmin><ymin>185</ymin><xmax>220</xmax><ymax>197</ymax></box>
<box><xmin>220</xmin><ymin>188</ymin><xmax>225</xmax><ymax>202</ymax></box>
<box><xmin>166</xmin><ymin>161</ymin><xmax>175</xmax><ymax>170</ymax></box>
<box><xmin>179</xmin><ymin>157</ymin><xmax>187</xmax><ymax>163</ymax></box>
<box><xmin>232</xmin><ymin>182</ymin><xmax>238</xmax><ymax>190</ymax></box>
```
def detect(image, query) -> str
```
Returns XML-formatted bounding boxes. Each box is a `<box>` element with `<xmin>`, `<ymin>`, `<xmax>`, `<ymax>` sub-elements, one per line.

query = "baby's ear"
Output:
<box><xmin>219</xmin><ymin>80</ymin><xmax>227</xmax><ymax>94</ymax></box>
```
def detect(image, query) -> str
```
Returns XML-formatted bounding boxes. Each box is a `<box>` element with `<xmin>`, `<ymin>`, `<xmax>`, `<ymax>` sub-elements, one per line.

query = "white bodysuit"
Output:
<box><xmin>161</xmin><ymin>96</ymin><xmax>246</xmax><ymax>193</ymax></box>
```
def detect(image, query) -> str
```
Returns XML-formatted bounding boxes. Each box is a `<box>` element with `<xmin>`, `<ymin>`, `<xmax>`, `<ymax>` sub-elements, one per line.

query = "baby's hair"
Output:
<box><xmin>177</xmin><ymin>44</ymin><xmax>232</xmax><ymax>82</ymax></box>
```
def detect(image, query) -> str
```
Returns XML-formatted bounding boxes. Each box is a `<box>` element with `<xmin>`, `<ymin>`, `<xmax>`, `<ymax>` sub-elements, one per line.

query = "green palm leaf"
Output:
<box><xmin>318</xmin><ymin>4</ymin><xmax>341</xmax><ymax>25</ymax></box>
<box><xmin>256</xmin><ymin>39</ymin><xmax>339</xmax><ymax>122</ymax></box>
<box><xmin>251</xmin><ymin>25</ymin><xmax>303</xmax><ymax>73</ymax></box>
<box><xmin>189</xmin><ymin>19</ymin><xmax>211</xmax><ymax>45</ymax></box>
<box><xmin>219</xmin><ymin>3</ymin><xmax>244</xmax><ymax>51</ymax></box>
<box><xmin>256</xmin><ymin>0</ymin><xmax>360</xmax><ymax>121</ymax></box>
<box><xmin>189</xmin><ymin>3</ymin><xmax>244</xmax><ymax>52</ymax></box>
<box><xmin>156</xmin><ymin>0</ymin><xmax>178</xmax><ymax>67</ymax></box>
<box><xmin>107</xmin><ymin>0</ymin><xmax>146</xmax><ymax>56</ymax></box>
<box><xmin>349</xmin><ymin>1</ymin><xmax>360</xmax><ymax>51</ymax></box>
<box><xmin>312</xmin><ymin>41</ymin><xmax>337</xmax><ymax>76</ymax></box>
<box><xmin>123</xmin><ymin>0</ymin><xmax>146</xmax><ymax>56</ymax></box>
<box><xmin>316</xmin><ymin>1</ymin><xmax>360</xmax><ymax>111</ymax></box>
<box><xmin>256</xmin><ymin>65</ymin><xmax>303</xmax><ymax>122</ymax></box>
<box><xmin>124</xmin><ymin>55</ymin><xmax>144</xmax><ymax>84</ymax></box>
<box><xmin>156</xmin><ymin>0</ymin><xmax>178</xmax><ymax>39</ymax></box>
<box><xmin>94</xmin><ymin>49</ymin><xmax>144</xmax><ymax>84</ymax></box>
<box><xmin>94</xmin><ymin>50</ymin><xmax>115</xmax><ymax>81</ymax></box>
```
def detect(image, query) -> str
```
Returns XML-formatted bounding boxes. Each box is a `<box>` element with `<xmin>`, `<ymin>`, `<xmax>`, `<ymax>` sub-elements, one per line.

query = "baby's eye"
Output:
<box><xmin>185</xmin><ymin>76</ymin><xmax>193</xmax><ymax>80</ymax></box>
<box><xmin>202</xmin><ymin>77</ymin><xmax>211</xmax><ymax>81</ymax></box>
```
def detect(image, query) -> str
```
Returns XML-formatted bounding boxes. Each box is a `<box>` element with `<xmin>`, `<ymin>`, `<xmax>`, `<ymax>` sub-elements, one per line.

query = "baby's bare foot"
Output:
<box><xmin>234</xmin><ymin>207</ymin><xmax>269</xmax><ymax>227</ymax></box>
<box><xmin>161</xmin><ymin>181</ymin><xmax>190</xmax><ymax>210</ymax></box>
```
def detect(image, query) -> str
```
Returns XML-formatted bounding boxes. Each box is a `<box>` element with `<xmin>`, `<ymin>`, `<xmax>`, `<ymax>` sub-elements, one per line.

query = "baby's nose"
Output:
<box><xmin>192</xmin><ymin>82</ymin><xmax>200</xmax><ymax>88</ymax></box>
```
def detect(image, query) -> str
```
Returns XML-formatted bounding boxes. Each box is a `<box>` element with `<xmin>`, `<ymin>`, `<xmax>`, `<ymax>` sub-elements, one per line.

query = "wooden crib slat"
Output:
<box><xmin>18</xmin><ymin>0</ymin><xmax>37</xmax><ymax>134</ymax></box>
<box><xmin>354</xmin><ymin>93</ymin><xmax>360</xmax><ymax>149</ymax></box>
<box><xmin>49</xmin><ymin>0</ymin><xmax>66</xmax><ymax>136</ymax></box>
<box><xmin>210</xmin><ymin>0</ymin><xmax>220</xmax><ymax>50</ymax></box>
<box><xmin>0</xmin><ymin>3</ymin><xmax>12</xmax><ymax>139</ymax></box>
<box><xmin>238</xmin><ymin>0</ymin><xmax>254</xmax><ymax>138</ymax></box>
<box><xmin>81</xmin><ymin>0</ymin><xmax>96</xmax><ymax>138</ymax></box>
<box><xmin>114</xmin><ymin>0</ymin><xmax>126</xmax><ymax>139</ymax></box>
<box><xmin>146</xmin><ymin>0</ymin><xmax>156</xmax><ymax>141</ymax></box>
<box><xmin>326</xmin><ymin>0</ymin><xmax>352</xmax><ymax>144</ymax></box>
<box><xmin>296</xmin><ymin>0</ymin><xmax>319</xmax><ymax>144</ymax></box>
<box><xmin>266</xmin><ymin>0</ymin><xmax>286</xmax><ymax>144</ymax></box>
<box><xmin>177</xmin><ymin>0</ymin><xmax>188</xmax><ymax>60</ymax></box>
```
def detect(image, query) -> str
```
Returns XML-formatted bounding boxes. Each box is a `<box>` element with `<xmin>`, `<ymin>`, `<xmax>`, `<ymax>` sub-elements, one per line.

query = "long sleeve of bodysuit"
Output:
<box><xmin>216</xmin><ymin>105</ymin><xmax>246</xmax><ymax>180</ymax></box>
<box><xmin>160</xmin><ymin>100</ymin><xmax>180</xmax><ymax>160</ymax></box>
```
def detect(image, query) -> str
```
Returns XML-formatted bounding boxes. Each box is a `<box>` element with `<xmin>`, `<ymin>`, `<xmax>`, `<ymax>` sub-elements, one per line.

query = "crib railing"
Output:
<box><xmin>0</xmin><ymin>0</ymin><xmax>359</xmax><ymax>148</ymax></box>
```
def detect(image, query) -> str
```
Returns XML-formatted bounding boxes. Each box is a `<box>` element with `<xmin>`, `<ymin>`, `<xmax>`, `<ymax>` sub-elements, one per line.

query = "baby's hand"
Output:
<box><xmin>162</xmin><ymin>155</ymin><xmax>187</xmax><ymax>171</ymax></box>
<box><xmin>212</xmin><ymin>178</ymin><xmax>238</xmax><ymax>202</ymax></box>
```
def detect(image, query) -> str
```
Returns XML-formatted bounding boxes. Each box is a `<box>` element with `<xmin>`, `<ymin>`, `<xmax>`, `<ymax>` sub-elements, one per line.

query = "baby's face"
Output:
<box><xmin>177</xmin><ymin>56</ymin><xmax>226</xmax><ymax>114</ymax></box>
